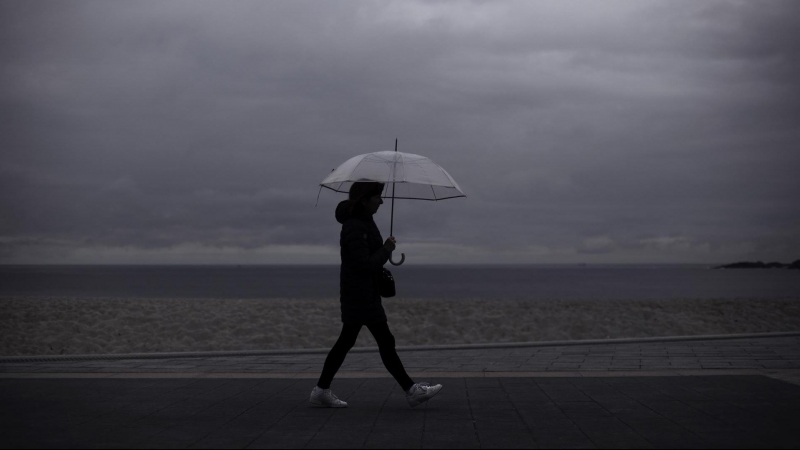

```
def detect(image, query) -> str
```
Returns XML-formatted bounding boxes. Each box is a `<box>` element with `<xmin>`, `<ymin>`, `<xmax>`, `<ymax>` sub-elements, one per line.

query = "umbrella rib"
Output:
<box><xmin>320</xmin><ymin>184</ymin><xmax>343</xmax><ymax>194</ymax></box>
<box><xmin>391</xmin><ymin>153</ymin><xmax>398</xmax><ymax>184</ymax></box>
<box><xmin>401</xmin><ymin>152</ymin><xmax>407</xmax><ymax>183</ymax></box>
<box><xmin>442</xmin><ymin>166</ymin><xmax>465</xmax><ymax>194</ymax></box>
<box><xmin>385</xmin><ymin>193</ymin><xmax>465</xmax><ymax>201</ymax></box>
<box><xmin>321</xmin><ymin>184</ymin><xmax>466</xmax><ymax>200</ymax></box>
<box><xmin>372</xmin><ymin>152</ymin><xmax>393</xmax><ymax>162</ymax></box>
<box><xmin>350</xmin><ymin>156</ymin><xmax>372</xmax><ymax>182</ymax></box>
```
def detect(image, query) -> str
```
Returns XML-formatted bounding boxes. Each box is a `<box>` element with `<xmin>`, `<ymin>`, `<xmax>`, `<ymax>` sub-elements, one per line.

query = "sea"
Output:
<box><xmin>1</xmin><ymin>264</ymin><xmax>799</xmax><ymax>300</ymax></box>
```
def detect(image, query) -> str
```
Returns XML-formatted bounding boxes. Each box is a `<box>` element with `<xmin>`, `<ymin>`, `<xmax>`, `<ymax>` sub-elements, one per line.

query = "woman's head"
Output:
<box><xmin>348</xmin><ymin>182</ymin><xmax>385</xmax><ymax>215</ymax></box>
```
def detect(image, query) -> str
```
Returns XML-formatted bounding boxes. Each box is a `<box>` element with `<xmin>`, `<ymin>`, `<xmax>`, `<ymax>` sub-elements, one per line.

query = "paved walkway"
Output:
<box><xmin>3</xmin><ymin>335</ymin><xmax>800</xmax><ymax>381</ymax></box>
<box><xmin>2</xmin><ymin>335</ymin><xmax>800</xmax><ymax>448</ymax></box>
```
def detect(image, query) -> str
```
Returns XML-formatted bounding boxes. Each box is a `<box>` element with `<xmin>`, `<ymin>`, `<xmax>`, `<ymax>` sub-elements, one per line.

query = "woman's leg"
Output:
<box><xmin>366</xmin><ymin>322</ymin><xmax>415</xmax><ymax>392</ymax></box>
<box><xmin>317</xmin><ymin>323</ymin><xmax>362</xmax><ymax>389</ymax></box>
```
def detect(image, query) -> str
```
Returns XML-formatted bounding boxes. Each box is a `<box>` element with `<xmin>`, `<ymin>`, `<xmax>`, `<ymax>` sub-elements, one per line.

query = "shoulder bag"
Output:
<box><xmin>379</xmin><ymin>268</ymin><xmax>396</xmax><ymax>298</ymax></box>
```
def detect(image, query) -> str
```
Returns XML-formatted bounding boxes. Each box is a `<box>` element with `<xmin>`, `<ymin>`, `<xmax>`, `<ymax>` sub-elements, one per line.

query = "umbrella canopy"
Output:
<box><xmin>320</xmin><ymin>151</ymin><xmax>466</xmax><ymax>201</ymax></box>
<box><xmin>318</xmin><ymin>144</ymin><xmax>465</xmax><ymax>266</ymax></box>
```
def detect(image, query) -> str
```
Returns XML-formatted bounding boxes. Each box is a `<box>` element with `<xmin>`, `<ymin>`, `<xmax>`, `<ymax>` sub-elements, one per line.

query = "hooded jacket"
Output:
<box><xmin>335</xmin><ymin>199</ymin><xmax>391</xmax><ymax>324</ymax></box>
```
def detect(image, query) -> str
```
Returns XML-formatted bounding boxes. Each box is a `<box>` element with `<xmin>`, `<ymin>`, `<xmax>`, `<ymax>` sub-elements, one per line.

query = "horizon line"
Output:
<box><xmin>0</xmin><ymin>262</ymin><xmax>725</xmax><ymax>267</ymax></box>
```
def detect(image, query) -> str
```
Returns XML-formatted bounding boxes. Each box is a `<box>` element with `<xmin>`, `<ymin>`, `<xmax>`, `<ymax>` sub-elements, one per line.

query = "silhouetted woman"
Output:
<box><xmin>310</xmin><ymin>181</ymin><xmax>442</xmax><ymax>408</ymax></box>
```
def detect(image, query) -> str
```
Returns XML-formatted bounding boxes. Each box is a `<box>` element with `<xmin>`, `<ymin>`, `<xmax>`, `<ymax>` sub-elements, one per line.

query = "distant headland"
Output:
<box><xmin>715</xmin><ymin>260</ymin><xmax>800</xmax><ymax>269</ymax></box>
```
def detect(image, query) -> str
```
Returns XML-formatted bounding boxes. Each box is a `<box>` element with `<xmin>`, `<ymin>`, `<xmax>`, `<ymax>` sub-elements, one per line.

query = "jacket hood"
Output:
<box><xmin>336</xmin><ymin>200</ymin><xmax>371</xmax><ymax>224</ymax></box>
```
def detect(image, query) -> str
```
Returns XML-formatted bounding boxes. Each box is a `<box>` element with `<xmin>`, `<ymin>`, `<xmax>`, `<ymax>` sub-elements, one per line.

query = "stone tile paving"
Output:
<box><xmin>2</xmin><ymin>375</ymin><xmax>800</xmax><ymax>448</ymax></box>
<box><xmin>3</xmin><ymin>335</ymin><xmax>798</xmax><ymax>374</ymax></box>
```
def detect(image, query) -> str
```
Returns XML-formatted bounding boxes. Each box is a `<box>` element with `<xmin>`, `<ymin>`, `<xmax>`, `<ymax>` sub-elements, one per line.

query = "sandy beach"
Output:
<box><xmin>2</xmin><ymin>296</ymin><xmax>799</xmax><ymax>356</ymax></box>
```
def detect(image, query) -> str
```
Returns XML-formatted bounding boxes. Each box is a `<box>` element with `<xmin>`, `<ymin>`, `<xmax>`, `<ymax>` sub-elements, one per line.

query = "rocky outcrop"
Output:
<box><xmin>715</xmin><ymin>260</ymin><xmax>800</xmax><ymax>269</ymax></box>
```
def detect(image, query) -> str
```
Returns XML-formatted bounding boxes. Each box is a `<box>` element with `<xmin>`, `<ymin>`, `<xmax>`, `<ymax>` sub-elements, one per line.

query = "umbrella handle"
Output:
<box><xmin>390</xmin><ymin>252</ymin><xmax>405</xmax><ymax>266</ymax></box>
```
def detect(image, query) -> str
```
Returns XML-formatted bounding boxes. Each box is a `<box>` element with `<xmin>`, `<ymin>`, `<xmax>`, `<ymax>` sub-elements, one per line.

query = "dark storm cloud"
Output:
<box><xmin>1</xmin><ymin>0</ymin><xmax>798</xmax><ymax>264</ymax></box>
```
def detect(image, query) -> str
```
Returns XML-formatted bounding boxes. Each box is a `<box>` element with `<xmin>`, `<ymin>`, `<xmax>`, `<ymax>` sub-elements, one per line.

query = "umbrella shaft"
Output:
<box><xmin>390</xmin><ymin>138</ymin><xmax>397</xmax><ymax>237</ymax></box>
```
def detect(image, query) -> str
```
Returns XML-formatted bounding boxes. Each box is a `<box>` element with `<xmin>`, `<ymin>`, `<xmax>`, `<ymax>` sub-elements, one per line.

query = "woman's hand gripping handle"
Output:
<box><xmin>385</xmin><ymin>237</ymin><xmax>405</xmax><ymax>266</ymax></box>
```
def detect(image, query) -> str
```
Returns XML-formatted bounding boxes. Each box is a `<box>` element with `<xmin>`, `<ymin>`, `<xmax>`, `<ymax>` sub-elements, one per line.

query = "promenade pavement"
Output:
<box><xmin>2</xmin><ymin>334</ymin><xmax>799</xmax><ymax>448</ymax></box>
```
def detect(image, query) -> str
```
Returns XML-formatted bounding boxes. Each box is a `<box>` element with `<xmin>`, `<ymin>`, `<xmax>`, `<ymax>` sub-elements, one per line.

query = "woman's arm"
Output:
<box><xmin>342</xmin><ymin>222</ymin><xmax>390</xmax><ymax>272</ymax></box>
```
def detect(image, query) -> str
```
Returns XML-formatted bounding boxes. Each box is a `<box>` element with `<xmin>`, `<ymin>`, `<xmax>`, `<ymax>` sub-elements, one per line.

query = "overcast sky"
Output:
<box><xmin>1</xmin><ymin>0</ymin><xmax>798</xmax><ymax>265</ymax></box>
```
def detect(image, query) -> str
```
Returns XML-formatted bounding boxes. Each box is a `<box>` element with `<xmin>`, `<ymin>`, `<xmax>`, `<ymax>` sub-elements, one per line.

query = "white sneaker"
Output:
<box><xmin>406</xmin><ymin>382</ymin><xmax>442</xmax><ymax>408</ymax></box>
<box><xmin>310</xmin><ymin>387</ymin><xmax>348</xmax><ymax>408</ymax></box>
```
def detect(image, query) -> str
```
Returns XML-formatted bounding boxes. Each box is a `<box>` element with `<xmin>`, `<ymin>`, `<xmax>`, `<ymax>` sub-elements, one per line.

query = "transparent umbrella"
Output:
<box><xmin>318</xmin><ymin>140</ymin><xmax>466</xmax><ymax>265</ymax></box>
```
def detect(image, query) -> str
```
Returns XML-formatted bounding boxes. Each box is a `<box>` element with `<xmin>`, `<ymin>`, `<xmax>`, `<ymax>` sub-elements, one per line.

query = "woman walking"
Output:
<box><xmin>310</xmin><ymin>181</ymin><xmax>442</xmax><ymax>408</ymax></box>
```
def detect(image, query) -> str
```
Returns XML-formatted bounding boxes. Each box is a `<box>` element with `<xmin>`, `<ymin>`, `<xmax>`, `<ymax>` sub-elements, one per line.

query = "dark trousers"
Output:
<box><xmin>317</xmin><ymin>321</ymin><xmax>415</xmax><ymax>391</ymax></box>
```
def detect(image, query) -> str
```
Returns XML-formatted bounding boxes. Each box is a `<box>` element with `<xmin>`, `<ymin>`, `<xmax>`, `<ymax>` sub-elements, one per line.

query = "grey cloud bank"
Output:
<box><xmin>1</xmin><ymin>0</ymin><xmax>798</xmax><ymax>264</ymax></box>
